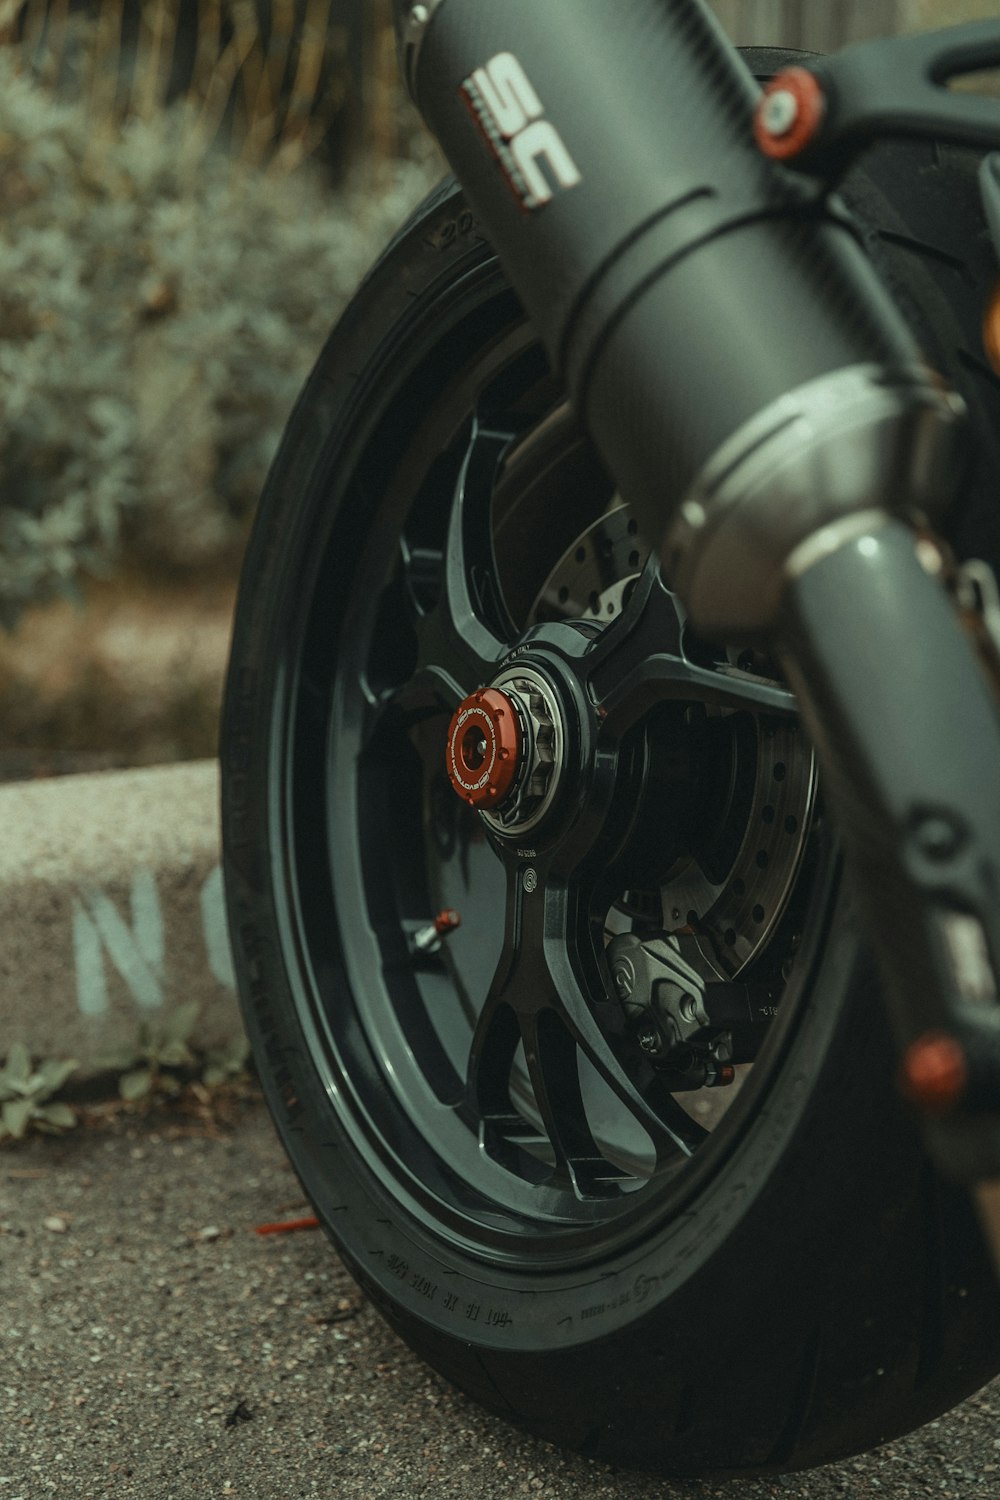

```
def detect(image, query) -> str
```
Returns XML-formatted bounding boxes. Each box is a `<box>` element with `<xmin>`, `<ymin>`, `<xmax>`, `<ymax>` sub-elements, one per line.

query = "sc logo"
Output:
<box><xmin>462</xmin><ymin>51</ymin><xmax>583</xmax><ymax>211</ymax></box>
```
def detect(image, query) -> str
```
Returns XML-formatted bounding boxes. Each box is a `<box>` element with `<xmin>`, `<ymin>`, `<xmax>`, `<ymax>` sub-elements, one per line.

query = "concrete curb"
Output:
<box><xmin>0</xmin><ymin>760</ymin><xmax>240</xmax><ymax>1075</ymax></box>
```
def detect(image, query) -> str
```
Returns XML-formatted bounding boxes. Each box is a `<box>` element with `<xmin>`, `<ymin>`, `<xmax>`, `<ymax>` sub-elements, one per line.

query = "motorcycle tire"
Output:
<box><xmin>221</xmin><ymin>50</ymin><xmax>1000</xmax><ymax>1477</ymax></box>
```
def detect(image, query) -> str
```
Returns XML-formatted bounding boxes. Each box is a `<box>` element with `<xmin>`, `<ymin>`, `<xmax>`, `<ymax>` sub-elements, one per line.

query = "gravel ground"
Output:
<box><xmin>2</xmin><ymin>1094</ymin><xmax>999</xmax><ymax>1500</ymax></box>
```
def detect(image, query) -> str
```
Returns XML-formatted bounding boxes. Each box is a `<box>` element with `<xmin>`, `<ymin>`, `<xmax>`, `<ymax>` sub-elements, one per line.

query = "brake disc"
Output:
<box><xmin>530</xmin><ymin>501</ymin><xmax>816</xmax><ymax>980</ymax></box>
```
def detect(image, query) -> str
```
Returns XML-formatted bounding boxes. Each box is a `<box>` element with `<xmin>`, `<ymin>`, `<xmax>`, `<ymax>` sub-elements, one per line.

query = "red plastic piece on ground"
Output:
<box><xmin>254</xmin><ymin>1216</ymin><xmax>320</xmax><ymax>1235</ymax></box>
<box><xmin>754</xmin><ymin>68</ymin><xmax>827</xmax><ymax>161</ymax></box>
<box><xmin>445</xmin><ymin>688</ymin><xmax>521</xmax><ymax>808</ymax></box>
<box><xmin>900</xmin><ymin>1032</ymin><xmax>968</xmax><ymax>1115</ymax></box>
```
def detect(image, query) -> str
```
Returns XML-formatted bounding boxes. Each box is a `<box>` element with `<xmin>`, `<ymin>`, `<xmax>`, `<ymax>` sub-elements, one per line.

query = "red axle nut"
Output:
<box><xmin>446</xmin><ymin>688</ymin><xmax>522</xmax><ymax>808</ymax></box>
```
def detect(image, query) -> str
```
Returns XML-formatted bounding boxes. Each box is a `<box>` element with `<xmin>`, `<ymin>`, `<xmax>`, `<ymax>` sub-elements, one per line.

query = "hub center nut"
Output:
<box><xmin>445</xmin><ymin>667</ymin><xmax>565</xmax><ymax>834</ymax></box>
<box><xmin>446</xmin><ymin>689</ymin><xmax>521</xmax><ymax>808</ymax></box>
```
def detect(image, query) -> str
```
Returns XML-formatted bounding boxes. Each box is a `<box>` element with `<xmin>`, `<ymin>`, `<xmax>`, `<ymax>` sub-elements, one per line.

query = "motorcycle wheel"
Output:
<box><xmin>221</xmin><ymin>55</ymin><xmax>1000</xmax><ymax>1477</ymax></box>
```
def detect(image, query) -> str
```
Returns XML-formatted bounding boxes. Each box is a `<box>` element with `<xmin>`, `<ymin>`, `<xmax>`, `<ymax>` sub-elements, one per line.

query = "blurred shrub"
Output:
<box><xmin>4</xmin><ymin>0</ymin><xmax>377</xmax><ymax>178</ymax></box>
<box><xmin>0</xmin><ymin>28</ymin><xmax>436</xmax><ymax>625</ymax></box>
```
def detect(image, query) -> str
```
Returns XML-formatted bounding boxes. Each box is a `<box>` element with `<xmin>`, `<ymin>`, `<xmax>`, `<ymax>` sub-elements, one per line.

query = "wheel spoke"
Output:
<box><xmin>467</xmin><ymin>999</ymin><xmax>527</xmax><ymax>1133</ymax></box>
<box><xmin>521</xmin><ymin>1010</ymin><xmax>625</xmax><ymax>1194</ymax></box>
<box><xmin>584</xmin><ymin>561</ymin><xmax>797</xmax><ymax>728</ymax></box>
<box><xmin>466</xmin><ymin>862</ymin><xmax>697</xmax><ymax>1194</ymax></box>
<box><xmin>466</xmin><ymin>859</ymin><xmax>526</xmax><ymax>1121</ymax></box>
<box><xmin>413</xmin><ymin>417</ymin><xmax>519</xmax><ymax>700</ymax></box>
<box><xmin>383</xmin><ymin>664</ymin><xmax>464</xmax><ymax>725</ymax></box>
<box><xmin>355</xmin><ymin>670</ymin><xmax>452</xmax><ymax>761</ymax></box>
<box><xmin>556</xmin><ymin>980</ymin><xmax>702</xmax><ymax>1166</ymax></box>
<box><xmin>470</xmin><ymin>852</ymin><xmax>527</xmax><ymax>1086</ymax></box>
<box><xmin>466</xmin><ymin>874</ymin><xmax>560</xmax><ymax>1178</ymax></box>
<box><xmin>359</xmin><ymin>420</ymin><xmax>522</xmax><ymax>749</ymax></box>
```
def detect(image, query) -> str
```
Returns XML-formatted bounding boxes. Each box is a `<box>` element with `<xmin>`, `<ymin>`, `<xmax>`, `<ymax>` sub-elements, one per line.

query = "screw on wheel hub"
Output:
<box><xmin>446</xmin><ymin>688</ymin><xmax>522</xmax><ymax>807</ymax></box>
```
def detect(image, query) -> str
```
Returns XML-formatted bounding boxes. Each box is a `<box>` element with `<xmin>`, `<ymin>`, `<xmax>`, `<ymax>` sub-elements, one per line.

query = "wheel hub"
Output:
<box><xmin>445</xmin><ymin>687</ymin><xmax>521</xmax><ymax>808</ymax></box>
<box><xmin>445</xmin><ymin>666</ymin><xmax>565</xmax><ymax>834</ymax></box>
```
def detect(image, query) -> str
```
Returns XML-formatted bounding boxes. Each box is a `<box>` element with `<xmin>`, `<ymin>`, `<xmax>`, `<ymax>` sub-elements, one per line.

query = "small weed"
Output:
<box><xmin>202</xmin><ymin>1032</ymin><xmax>250</xmax><ymax>1087</ymax></box>
<box><xmin>106</xmin><ymin>998</ymin><xmax>201</xmax><ymax>1100</ymax></box>
<box><xmin>105</xmin><ymin>1004</ymin><xmax>251</xmax><ymax>1100</ymax></box>
<box><xmin>0</xmin><ymin>1022</ymin><xmax>255</xmax><ymax>1145</ymax></box>
<box><xmin>0</xmin><ymin>1042</ymin><xmax>77</xmax><ymax>1139</ymax></box>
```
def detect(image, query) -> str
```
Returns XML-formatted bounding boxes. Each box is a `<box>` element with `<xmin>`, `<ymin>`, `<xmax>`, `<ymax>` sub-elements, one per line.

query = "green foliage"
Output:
<box><xmin>201</xmin><ymin>1032</ymin><xmax>251</xmax><ymax>1087</ymax></box>
<box><xmin>0</xmin><ymin>44</ymin><xmax>437</xmax><ymax>625</ymax></box>
<box><xmin>108</xmin><ymin>999</ymin><xmax>202</xmax><ymax>1100</ymax></box>
<box><xmin>106</xmin><ymin>1002</ymin><xmax>249</xmax><ymax>1099</ymax></box>
<box><xmin>0</xmin><ymin>1043</ymin><xmax>78</xmax><ymax>1139</ymax></box>
<box><xmin>0</xmin><ymin>1009</ymin><xmax>253</xmax><ymax>1140</ymax></box>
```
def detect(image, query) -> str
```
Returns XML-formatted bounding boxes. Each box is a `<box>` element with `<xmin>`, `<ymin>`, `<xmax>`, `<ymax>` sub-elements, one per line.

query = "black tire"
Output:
<box><xmin>221</xmin><ymin>57</ymin><xmax>1000</xmax><ymax>1478</ymax></box>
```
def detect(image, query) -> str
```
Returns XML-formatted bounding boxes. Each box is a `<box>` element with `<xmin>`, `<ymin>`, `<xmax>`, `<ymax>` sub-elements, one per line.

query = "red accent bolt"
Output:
<box><xmin>900</xmin><ymin>1031</ymin><xmax>968</xmax><ymax>1115</ymax></box>
<box><xmin>984</xmin><ymin>279</ymin><xmax>1000</xmax><ymax>378</ymax></box>
<box><xmin>754</xmin><ymin>68</ymin><xmax>827</xmax><ymax>161</ymax></box>
<box><xmin>412</xmin><ymin>909</ymin><xmax>462</xmax><ymax>955</ymax></box>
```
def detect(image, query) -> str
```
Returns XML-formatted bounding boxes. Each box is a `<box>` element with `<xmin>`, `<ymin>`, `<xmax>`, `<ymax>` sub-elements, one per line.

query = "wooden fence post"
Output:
<box><xmin>709</xmin><ymin>0</ymin><xmax>906</xmax><ymax>49</ymax></box>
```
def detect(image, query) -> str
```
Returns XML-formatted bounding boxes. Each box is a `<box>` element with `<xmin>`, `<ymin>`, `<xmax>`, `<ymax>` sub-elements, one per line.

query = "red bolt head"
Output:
<box><xmin>900</xmin><ymin>1032</ymin><xmax>968</xmax><ymax>1115</ymax></box>
<box><xmin>754</xmin><ymin>68</ymin><xmax>826</xmax><ymax>161</ymax></box>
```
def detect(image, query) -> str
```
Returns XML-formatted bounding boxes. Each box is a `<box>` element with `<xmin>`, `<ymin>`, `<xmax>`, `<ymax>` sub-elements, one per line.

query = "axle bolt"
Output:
<box><xmin>446</xmin><ymin>688</ymin><xmax>522</xmax><ymax>809</ymax></box>
<box><xmin>760</xmin><ymin>89</ymin><xmax>799</xmax><ymax>138</ymax></box>
<box><xmin>754</xmin><ymin>68</ymin><xmax>827</xmax><ymax>161</ymax></box>
<box><xmin>446</xmin><ymin>666</ymin><xmax>564</xmax><ymax>836</ymax></box>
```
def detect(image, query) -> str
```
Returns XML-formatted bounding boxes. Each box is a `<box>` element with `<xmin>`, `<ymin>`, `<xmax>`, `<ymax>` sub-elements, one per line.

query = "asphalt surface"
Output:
<box><xmin>2</xmin><ymin>1092</ymin><xmax>999</xmax><ymax>1500</ymax></box>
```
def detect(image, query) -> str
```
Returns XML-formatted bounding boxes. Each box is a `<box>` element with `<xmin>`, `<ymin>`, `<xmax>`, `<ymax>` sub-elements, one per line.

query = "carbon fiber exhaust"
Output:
<box><xmin>394</xmin><ymin>0</ymin><xmax>960</xmax><ymax>636</ymax></box>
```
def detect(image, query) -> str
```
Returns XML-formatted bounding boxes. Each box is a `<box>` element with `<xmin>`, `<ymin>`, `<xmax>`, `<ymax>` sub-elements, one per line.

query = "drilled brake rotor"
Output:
<box><xmin>530</xmin><ymin>502</ymin><xmax>816</xmax><ymax>979</ymax></box>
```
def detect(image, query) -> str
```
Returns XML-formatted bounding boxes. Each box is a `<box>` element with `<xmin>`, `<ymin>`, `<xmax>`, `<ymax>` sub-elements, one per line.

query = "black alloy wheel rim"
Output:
<box><xmin>273</xmin><ymin>251</ymin><xmax>833</xmax><ymax>1270</ymax></box>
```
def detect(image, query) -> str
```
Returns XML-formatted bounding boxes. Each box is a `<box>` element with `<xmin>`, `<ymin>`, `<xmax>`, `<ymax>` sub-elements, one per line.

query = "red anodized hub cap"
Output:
<box><xmin>446</xmin><ymin>688</ymin><xmax>521</xmax><ymax>808</ymax></box>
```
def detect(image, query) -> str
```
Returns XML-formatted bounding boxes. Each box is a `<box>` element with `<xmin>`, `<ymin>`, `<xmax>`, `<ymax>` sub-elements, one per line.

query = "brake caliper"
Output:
<box><xmin>606</xmin><ymin>931</ymin><xmax>781</xmax><ymax>1091</ymax></box>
